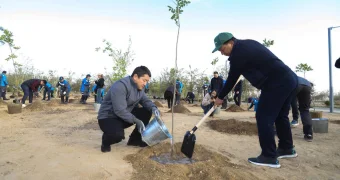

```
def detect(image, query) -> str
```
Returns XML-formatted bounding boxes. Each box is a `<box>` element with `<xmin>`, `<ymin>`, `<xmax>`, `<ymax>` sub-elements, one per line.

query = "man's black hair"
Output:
<box><xmin>131</xmin><ymin>66</ymin><xmax>151</xmax><ymax>78</ymax></box>
<box><xmin>214</xmin><ymin>71</ymin><xmax>218</xmax><ymax>74</ymax></box>
<box><xmin>223</xmin><ymin>37</ymin><xmax>236</xmax><ymax>45</ymax></box>
<box><xmin>42</xmin><ymin>80</ymin><xmax>47</xmax><ymax>84</ymax></box>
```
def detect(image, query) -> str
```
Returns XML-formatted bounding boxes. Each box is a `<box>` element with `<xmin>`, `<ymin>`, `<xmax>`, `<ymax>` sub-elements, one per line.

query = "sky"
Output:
<box><xmin>0</xmin><ymin>0</ymin><xmax>339</xmax><ymax>92</ymax></box>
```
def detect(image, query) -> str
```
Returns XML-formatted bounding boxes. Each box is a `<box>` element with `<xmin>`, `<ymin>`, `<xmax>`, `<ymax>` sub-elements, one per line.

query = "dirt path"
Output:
<box><xmin>1</xmin><ymin>101</ymin><xmax>340</xmax><ymax>179</ymax></box>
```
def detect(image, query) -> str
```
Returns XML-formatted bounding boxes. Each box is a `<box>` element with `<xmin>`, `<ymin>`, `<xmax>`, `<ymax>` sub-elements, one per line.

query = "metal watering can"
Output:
<box><xmin>141</xmin><ymin>116</ymin><xmax>172</xmax><ymax>146</ymax></box>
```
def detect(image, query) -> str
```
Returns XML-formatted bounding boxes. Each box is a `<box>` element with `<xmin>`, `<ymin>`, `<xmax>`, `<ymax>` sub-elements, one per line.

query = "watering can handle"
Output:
<box><xmin>190</xmin><ymin>106</ymin><xmax>215</xmax><ymax>134</ymax></box>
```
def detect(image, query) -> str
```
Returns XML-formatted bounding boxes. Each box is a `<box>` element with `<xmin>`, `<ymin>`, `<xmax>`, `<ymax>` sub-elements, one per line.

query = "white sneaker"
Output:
<box><xmin>22</xmin><ymin>104</ymin><xmax>26</xmax><ymax>108</ymax></box>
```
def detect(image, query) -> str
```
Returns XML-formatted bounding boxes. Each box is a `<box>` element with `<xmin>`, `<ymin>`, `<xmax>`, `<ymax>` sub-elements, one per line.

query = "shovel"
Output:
<box><xmin>181</xmin><ymin>76</ymin><xmax>243</xmax><ymax>158</ymax></box>
<box><xmin>181</xmin><ymin>106</ymin><xmax>216</xmax><ymax>158</ymax></box>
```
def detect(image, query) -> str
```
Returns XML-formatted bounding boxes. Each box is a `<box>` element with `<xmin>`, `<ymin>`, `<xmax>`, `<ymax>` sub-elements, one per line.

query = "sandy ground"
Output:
<box><xmin>0</xmin><ymin>99</ymin><xmax>340</xmax><ymax>180</ymax></box>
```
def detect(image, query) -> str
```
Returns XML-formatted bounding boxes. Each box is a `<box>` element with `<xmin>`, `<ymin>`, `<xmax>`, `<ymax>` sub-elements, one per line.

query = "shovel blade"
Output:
<box><xmin>181</xmin><ymin>131</ymin><xmax>196</xmax><ymax>158</ymax></box>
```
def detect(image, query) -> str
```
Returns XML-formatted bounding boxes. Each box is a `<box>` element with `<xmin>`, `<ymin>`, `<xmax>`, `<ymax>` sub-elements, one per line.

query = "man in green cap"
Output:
<box><xmin>212</xmin><ymin>32</ymin><xmax>298</xmax><ymax>168</ymax></box>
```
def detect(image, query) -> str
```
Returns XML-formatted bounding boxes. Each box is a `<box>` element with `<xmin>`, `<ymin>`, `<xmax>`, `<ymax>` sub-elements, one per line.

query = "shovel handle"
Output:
<box><xmin>190</xmin><ymin>106</ymin><xmax>215</xmax><ymax>134</ymax></box>
<box><xmin>189</xmin><ymin>75</ymin><xmax>244</xmax><ymax>134</ymax></box>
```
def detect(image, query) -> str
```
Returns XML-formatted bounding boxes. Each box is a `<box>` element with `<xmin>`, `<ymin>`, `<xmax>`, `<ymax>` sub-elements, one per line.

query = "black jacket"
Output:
<box><xmin>95</xmin><ymin>78</ymin><xmax>105</xmax><ymax>88</ymax></box>
<box><xmin>218</xmin><ymin>39</ymin><xmax>295</xmax><ymax>99</ymax></box>
<box><xmin>210</xmin><ymin>76</ymin><xmax>223</xmax><ymax>93</ymax></box>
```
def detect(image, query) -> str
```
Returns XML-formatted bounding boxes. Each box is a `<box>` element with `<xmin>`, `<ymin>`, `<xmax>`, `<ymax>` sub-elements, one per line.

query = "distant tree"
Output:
<box><xmin>211</xmin><ymin>57</ymin><xmax>219</xmax><ymax>71</ymax></box>
<box><xmin>95</xmin><ymin>37</ymin><xmax>134</xmax><ymax>82</ymax></box>
<box><xmin>0</xmin><ymin>28</ymin><xmax>21</xmax><ymax>88</ymax></box>
<box><xmin>262</xmin><ymin>38</ymin><xmax>274</xmax><ymax>47</ymax></box>
<box><xmin>295</xmin><ymin>63</ymin><xmax>313</xmax><ymax>78</ymax></box>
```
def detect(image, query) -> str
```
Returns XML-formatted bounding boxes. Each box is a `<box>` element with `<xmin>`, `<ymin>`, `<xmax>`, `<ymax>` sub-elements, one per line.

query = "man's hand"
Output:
<box><xmin>236</xmin><ymin>91</ymin><xmax>239</xmax><ymax>94</ymax></box>
<box><xmin>214</xmin><ymin>97</ymin><xmax>223</xmax><ymax>106</ymax></box>
<box><xmin>63</xmin><ymin>91</ymin><xmax>66</xmax><ymax>95</ymax></box>
<box><xmin>133</xmin><ymin>118</ymin><xmax>145</xmax><ymax>133</ymax></box>
<box><xmin>152</xmin><ymin>107</ymin><xmax>161</xmax><ymax>119</ymax></box>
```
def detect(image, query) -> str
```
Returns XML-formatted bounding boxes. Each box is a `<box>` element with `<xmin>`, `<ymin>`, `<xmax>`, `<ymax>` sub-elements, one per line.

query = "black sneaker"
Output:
<box><xmin>304</xmin><ymin>134</ymin><xmax>313</xmax><ymax>142</ymax></box>
<box><xmin>248</xmin><ymin>155</ymin><xmax>280</xmax><ymax>168</ymax></box>
<box><xmin>101</xmin><ymin>145</ymin><xmax>111</xmax><ymax>153</ymax></box>
<box><xmin>277</xmin><ymin>147</ymin><xmax>298</xmax><ymax>159</ymax></box>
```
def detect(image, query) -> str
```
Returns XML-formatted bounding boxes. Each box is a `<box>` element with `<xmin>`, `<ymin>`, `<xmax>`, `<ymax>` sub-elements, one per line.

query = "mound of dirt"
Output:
<box><xmin>25</xmin><ymin>101</ymin><xmax>48</xmax><ymax>111</ymax></box>
<box><xmin>68</xmin><ymin>98</ymin><xmax>79</xmax><ymax>103</ymax></box>
<box><xmin>226</xmin><ymin>104</ymin><xmax>245</xmax><ymax>112</ymax></box>
<box><xmin>154</xmin><ymin>101</ymin><xmax>164</xmax><ymax>108</ymax></box>
<box><xmin>167</xmin><ymin>104</ymin><xmax>191</xmax><ymax>114</ymax></box>
<box><xmin>125</xmin><ymin>142</ymin><xmax>259</xmax><ymax>180</ymax></box>
<box><xmin>330</xmin><ymin>120</ymin><xmax>340</xmax><ymax>125</ymax></box>
<box><xmin>47</xmin><ymin>99</ymin><xmax>61</xmax><ymax>106</ymax></box>
<box><xmin>190</xmin><ymin>104</ymin><xmax>200</xmax><ymax>107</ymax></box>
<box><xmin>208</xmin><ymin>119</ymin><xmax>258</xmax><ymax>136</ymax></box>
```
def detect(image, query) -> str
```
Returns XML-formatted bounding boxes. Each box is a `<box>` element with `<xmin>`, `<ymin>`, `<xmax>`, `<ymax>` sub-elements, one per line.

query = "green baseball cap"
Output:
<box><xmin>212</xmin><ymin>32</ymin><xmax>234</xmax><ymax>53</ymax></box>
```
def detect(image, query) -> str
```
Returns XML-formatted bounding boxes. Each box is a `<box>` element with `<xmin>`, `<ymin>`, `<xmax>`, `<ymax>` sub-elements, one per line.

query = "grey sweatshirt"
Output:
<box><xmin>97</xmin><ymin>76</ymin><xmax>156</xmax><ymax>123</ymax></box>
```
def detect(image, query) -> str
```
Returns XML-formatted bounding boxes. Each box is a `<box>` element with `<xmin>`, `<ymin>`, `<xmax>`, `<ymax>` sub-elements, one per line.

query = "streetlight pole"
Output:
<box><xmin>328</xmin><ymin>26</ymin><xmax>340</xmax><ymax>113</ymax></box>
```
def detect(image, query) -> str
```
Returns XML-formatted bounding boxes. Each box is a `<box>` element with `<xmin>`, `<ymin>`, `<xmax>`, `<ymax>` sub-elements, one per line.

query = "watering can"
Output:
<box><xmin>141</xmin><ymin>116</ymin><xmax>172</xmax><ymax>146</ymax></box>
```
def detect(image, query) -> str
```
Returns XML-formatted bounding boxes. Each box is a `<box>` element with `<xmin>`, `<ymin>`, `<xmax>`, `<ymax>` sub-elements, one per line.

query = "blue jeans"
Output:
<box><xmin>201</xmin><ymin>103</ymin><xmax>215</xmax><ymax>115</ymax></box>
<box><xmin>96</xmin><ymin>88</ymin><xmax>103</xmax><ymax>104</ymax></box>
<box><xmin>21</xmin><ymin>84</ymin><xmax>33</xmax><ymax>104</ymax></box>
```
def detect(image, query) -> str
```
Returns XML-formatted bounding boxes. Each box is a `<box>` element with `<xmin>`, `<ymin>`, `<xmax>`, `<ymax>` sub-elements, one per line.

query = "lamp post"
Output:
<box><xmin>328</xmin><ymin>25</ymin><xmax>340</xmax><ymax>113</ymax></box>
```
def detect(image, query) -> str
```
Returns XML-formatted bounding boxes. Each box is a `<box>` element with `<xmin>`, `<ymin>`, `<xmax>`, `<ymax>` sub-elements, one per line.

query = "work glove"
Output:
<box><xmin>152</xmin><ymin>107</ymin><xmax>161</xmax><ymax>119</ymax></box>
<box><xmin>133</xmin><ymin>117</ymin><xmax>145</xmax><ymax>133</ymax></box>
<box><xmin>63</xmin><ymin>91</ymin><xmax>66</xmax><ymax>95</ymax></box>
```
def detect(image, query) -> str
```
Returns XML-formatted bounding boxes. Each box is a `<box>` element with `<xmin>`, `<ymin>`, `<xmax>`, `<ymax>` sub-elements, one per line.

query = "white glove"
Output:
<box><xmin>63</xmin><ymin>91</ymin><xmax>66</xmax><ymax>95</ymax></box>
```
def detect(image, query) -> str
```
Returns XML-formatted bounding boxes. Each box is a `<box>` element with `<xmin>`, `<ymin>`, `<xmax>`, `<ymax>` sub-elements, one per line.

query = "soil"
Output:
<box><xmin>330</xmin><ymin>120</ymin><xmax>340</xmax><ymax>125</ymax></box>
<box><xmin>0</xmin><ymin>99</ymin><xmax>7</xmax><ymax>105</ymax></box>
<box><xmin>25</xmin><ymin>101</ymin><xmax>50</xmax><ymax>111</ymax></box>
<box><xmin>181</xmin><ymin>100</ymin><xmax>188</xmax><ymax>104</ymax></box>
<box><xmin>167</xmin><ymin>104</ymin><xmax>191</xmax><ymax>114</ymax></box>
<box><xmin>0</xmin><ymin>97</ymin><xmax>340</xmax><ymax>179</ymax></box>
<box><xmin>79</xmin><ymin>120</ymin><xmax>100</xmax><ymax>130</ymax></box>
<box><xmin>47</xmin><ymin>99</ymin><xmax>61</xmax><ymax>106</ymax></box>
<box><xmin>226</xmin><ymin>105</ymin><xmax>245</xmax><ymax>112</ymax></box>
<box><xmin>124</xmin><ymin>142</ymin><xmax>258</xmax><ymax>180</ymax></box>
<box><xmin>208</xmin><ymin>119</ymin><xmax>258</xmax><ymax>136</ymax></box>
<box><xmin>154</xmin><ymin>101</ymin><xmax>164</xmax><ymax>108</ymax></box>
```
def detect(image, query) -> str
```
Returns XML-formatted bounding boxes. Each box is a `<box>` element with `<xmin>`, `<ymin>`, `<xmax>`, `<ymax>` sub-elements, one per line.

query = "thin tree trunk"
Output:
<box><xmin>171</xmin><ymin>2</ymin><xmax>180</xmax><ymax>156</ymax></box>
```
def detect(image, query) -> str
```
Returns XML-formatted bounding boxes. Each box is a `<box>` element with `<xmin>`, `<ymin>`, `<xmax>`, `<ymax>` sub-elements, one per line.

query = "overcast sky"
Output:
<box><xmin>0</xmin><ymin>0</ymin><xmax>339</xmax><ymax>92</ymax></box>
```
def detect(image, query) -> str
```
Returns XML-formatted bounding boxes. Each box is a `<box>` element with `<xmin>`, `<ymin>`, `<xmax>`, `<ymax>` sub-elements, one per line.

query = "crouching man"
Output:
<box><xmin>97</xmin><ymin>66</ymin><xmax>161</xmax><ymax>152</ymax></box>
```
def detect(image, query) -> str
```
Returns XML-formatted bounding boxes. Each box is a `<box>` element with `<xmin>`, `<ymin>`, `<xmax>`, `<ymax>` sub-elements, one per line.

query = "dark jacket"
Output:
<box><xmin>165</xmin><ymin>85</ymin><xmax>174</xmax><ymax>93</ymax></box>
<box><xmin>218</xmin><ymin>39</ymin><xmax>295</xmax><ymax>99</ymax></box>
<box><xmin>297</xmin><ymin>76</ymin><xmax>311</xmax><ymax>87</ymax></box>
<box><xmin>234</xmin><ymin>80</ymin><xmax>243</xmax><ymax>92</ymax></box>
<box><xmin>22</xmin><ymin>79</ymin><xmax>41</xmax><ymax>92</ymax></box>
<box><xmin>56</xmin><ymin>80</ymin><xmax>71</xmax><ymax>92</ymax></box>
<box><xmin>95</xmin><ymin>78</ymin><xmax>105</xmax><ymax>88</ymax></box>
<box><xmin>210</xmin><ymin>76</ymin><xmax>224</xmax><ymax>93</ymax></box>
<box><xmin>97</xmin><ymin>76</ymin><xmax>156</xmax><ymax>123</ymax></box>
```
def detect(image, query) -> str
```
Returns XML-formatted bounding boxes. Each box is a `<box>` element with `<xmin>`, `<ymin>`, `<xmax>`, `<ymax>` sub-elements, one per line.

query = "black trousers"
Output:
<box><xmin>164</xmin><ymin>91</ymin><xmax>174</xmax><ymax>108</ymax></box>
<box><xmin>256</xmin><ymin>72</ymin><xmax>297</xmax><ymax>158</ymax></box>
<box><xmin>291</xmin><ymin>85</ymin><xmax>313</xmax><ymax>135</ymax></box>
<box><xmin>98</xmin><ymin>107</ymin><xmax>152</xmax><ymax>146</ymax></box>
<box><xmin>233</xmin><ymin>92</ymin><xmax>241</xmax><ymax>106</ymax></box>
